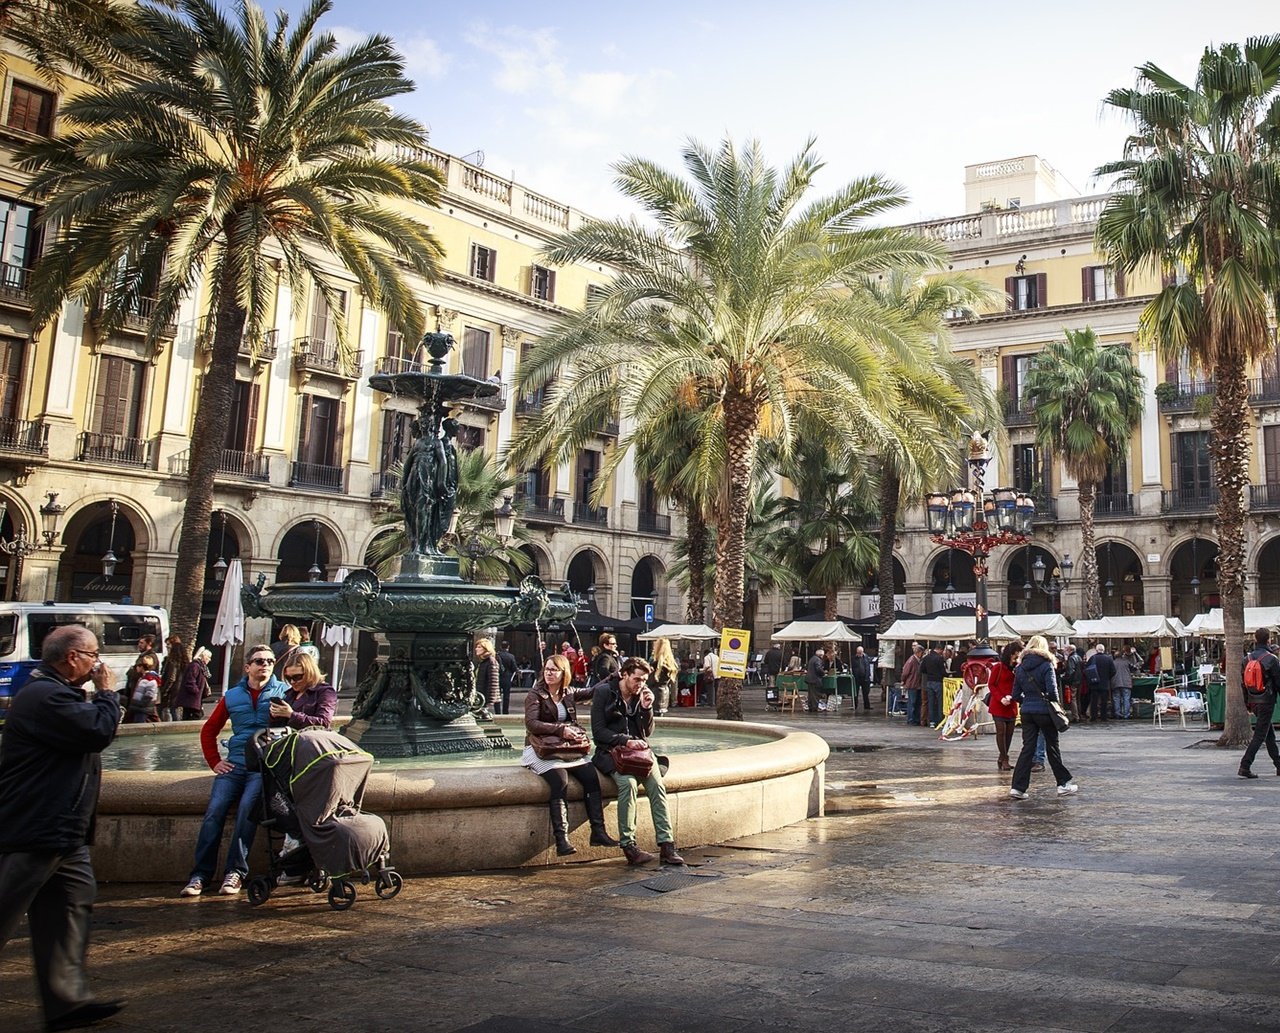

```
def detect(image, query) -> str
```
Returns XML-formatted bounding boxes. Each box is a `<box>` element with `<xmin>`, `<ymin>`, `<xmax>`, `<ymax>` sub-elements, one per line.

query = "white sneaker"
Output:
<box><xmin>1057</xmin><ymin>782</ymin><xmax>1079</xmax><ymax>796</ymax></box>
<box><xmin>1008</xmin><ymin>789</ymin><xmax>1028</xmax><ymax>800</ymax></box>
<box><xmin>179</xmin><ymin>877</ymin><xmax>203</xmax><ymax>897</ymax></box>
<box><xmin>219</xmin><ymin>872</ymin><xmax>243</xmax><ymax>895</ymax></box>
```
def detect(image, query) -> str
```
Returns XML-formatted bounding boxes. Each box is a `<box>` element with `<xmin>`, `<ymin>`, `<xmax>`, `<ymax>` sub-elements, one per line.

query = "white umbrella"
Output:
<box><xmin>210</xmin><ymin>557</ymin><xmax>244</xmax><ymax>696</ymax></box>
<box><xmin>321</xmin><ymin>567</ymin><xmax>353</xmax><ymax>687</ymax></box>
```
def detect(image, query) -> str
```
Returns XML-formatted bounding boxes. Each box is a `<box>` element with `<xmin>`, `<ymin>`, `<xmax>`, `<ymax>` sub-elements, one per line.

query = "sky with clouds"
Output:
<box><xmin>290</xmin><ymin>0</ymin><xmax>1270</xmax><ymax>223</ymax></box>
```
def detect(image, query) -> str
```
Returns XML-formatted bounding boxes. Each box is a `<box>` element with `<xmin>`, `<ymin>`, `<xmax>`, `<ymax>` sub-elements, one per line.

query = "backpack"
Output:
<box><xmin>1245</xmin><ymin>654</ymin><xmax>1271</xmax><ymax>697</ymax></box>
<box><xmin>1085</xmin><ymin>659</ymin><xmax>1101</xmax><ymax>687</ymax></box>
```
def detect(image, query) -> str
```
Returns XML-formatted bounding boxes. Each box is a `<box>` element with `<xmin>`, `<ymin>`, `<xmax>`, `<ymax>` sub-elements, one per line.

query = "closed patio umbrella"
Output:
<box><xmin>210</xmin><ymin>557</ymin><xmax>244</xmax><ymax>695</ymax></box>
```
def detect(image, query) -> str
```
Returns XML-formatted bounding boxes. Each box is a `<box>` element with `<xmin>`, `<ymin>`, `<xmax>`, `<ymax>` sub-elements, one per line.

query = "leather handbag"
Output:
<box><xmin>1048</xmin><ymin>700</ymin><xmax>1070</xmax><ymax>733</ymax></box>
<box><xmin>610</xmin><ymin>740</ymin><xmax>655</xmax><ymax>777</ymax></box>
<box><xmin>530</xmin><ymin>724</ymin><xmax>590</xmax><ymax>761</ymax></box>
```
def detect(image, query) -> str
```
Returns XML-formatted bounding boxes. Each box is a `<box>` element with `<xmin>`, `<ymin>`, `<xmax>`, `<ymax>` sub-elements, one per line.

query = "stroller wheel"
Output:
<box><xmin>247</xmin><ymin>876</ymin><xmax>272</xmax><ymax>908</ymax></box>
<box><xmin>328</xmin><ymin>879</ymin><xmax>356</xmax><ymax>911</ymax></box>
<box><xmin>308</xmin><ymin>871</ymin><xmax>329</xmax><ymax>894</ymax></box>
<box><xmin>375</xmin><ymin>870</ymin><xmax>403</xmax><ymax>899</ymax></box>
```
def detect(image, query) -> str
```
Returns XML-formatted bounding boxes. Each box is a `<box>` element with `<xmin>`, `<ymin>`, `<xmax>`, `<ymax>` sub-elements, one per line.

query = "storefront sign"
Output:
<box><xmin>69</xmin><ymin>572</ymin><xmax>131</xmax><ymax>602</ymax></box>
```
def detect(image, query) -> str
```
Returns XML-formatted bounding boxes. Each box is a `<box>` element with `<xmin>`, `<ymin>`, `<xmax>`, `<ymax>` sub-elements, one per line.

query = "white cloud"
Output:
<box><xmin>399</xmin><ymin>35</ymin><xmax>452</xmax><ymax>81</ymax></box>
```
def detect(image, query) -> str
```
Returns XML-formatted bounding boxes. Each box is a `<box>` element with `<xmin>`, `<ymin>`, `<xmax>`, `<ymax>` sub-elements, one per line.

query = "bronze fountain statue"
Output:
<box><xmin>243</xmin><ymin>331</ymin><xmax>575</xmax><ymax>756</ymax></box>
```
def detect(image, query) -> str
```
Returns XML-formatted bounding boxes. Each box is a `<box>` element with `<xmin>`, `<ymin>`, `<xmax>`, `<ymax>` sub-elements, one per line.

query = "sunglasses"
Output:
<box><xmin>284</xmin><ymin>673</ymin><xmax>305</xmax><ymax>683</ymax></box>
<box><xmin>248</xmin><ymin>657</ymin><xmax>275</xmax><ymax>666</ymax></box>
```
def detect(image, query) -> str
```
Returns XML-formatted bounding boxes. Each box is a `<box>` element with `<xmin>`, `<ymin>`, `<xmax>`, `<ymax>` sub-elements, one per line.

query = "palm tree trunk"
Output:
<box><xmin>877</xmin><ymin>466</ymin><xmax>900</xmax><ymax>632</ymax></box>
<box><xmin>824</xmin><ymin>588</ymin><xmax>838</xmax><ymax>622</ymax></box>
<box><xmin>683</xmin><ymin>506</ymin><xmax>708</xmax><ymax>624</ymax></box>
<box><xmin>1212</xmin><ymin>363</ymin><xmax>1252</xmax><ymax>747</ymax></box>
<box><xmin>168</xmin><ymin>267</ymin><xmax>247</xmax><ymax>648</ymax></box>
<box><xmin>712</xmin><ymin>386</ymin><xmax>762</xmax><ymax>720</ymax></box>
<box><xmin>1078</xmin><ymin>481</ymin><xmax>1101</xmax><ymax>619</ymax></box>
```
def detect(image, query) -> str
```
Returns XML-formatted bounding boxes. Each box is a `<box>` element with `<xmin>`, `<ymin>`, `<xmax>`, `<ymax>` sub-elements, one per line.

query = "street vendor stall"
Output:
<box><xmin>771</xmin><ymin>620</ymin><xmax>860</xmax><ymax>708</ymax></box>
<box><xmin>637</xmin><ymin>624</ymin><xmax>720</xmax><ymax>707</ymax></box>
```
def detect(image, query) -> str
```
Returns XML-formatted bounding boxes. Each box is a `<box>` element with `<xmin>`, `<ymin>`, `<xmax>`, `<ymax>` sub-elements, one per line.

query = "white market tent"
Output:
<box><xmin>1072</xmin><ymin>615</ymin><xmax>1189</xmax><ymax>640</ymax></box>
<box><xmin>637</xmin><ymin>623</ymin><xmax>720</xmax><ymax>641</ymax></box>
<box><xmin>772</xmin><ymin>620</ymin><xmax>862</xmax><ymax>642</ymax></box>
<box><xmin>879</xmin><ymin>618</ymin><xmax>947</xmax><ymax>642</ymax></box>
<box><xmin>880</xmin><ymin>613</ymin><xmax>1076</xmax><ymax>644</ymax></box>
<box><xmin>990</xmin><ymin>614</ymin><xmax>1078</xmax><ymax>640</ymax></box>
<box><xmin>1186</xmin><ymin>607</ymin><xmax>1280</xmax><ymax>638</ymax></box>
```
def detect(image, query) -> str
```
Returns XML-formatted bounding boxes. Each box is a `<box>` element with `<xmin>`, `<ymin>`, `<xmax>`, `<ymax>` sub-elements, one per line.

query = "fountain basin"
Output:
<box><xmin>92</xmin><ymin>718</ymin><xmax>827</xmax><ymax>880</ymax></box>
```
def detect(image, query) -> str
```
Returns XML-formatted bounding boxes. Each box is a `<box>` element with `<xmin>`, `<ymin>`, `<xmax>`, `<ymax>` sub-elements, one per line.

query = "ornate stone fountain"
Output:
<box><xmin>243</xmin><ymin>331</ymin><xmax>575</xmax><ymax>757</ymax></box>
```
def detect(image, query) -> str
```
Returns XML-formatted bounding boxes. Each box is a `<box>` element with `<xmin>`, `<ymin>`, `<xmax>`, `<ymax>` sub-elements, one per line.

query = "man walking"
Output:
<box><xmin>901</xmin><ymin>643</ymin><xmax>924</xmax><ymax>725</ymax></box>
<box><xmin>1238</xmin><ymin>628</ymin><xmax>1280</xmax><ymax>779</ymax></box>
<box><xmin>0</xmin><ymin>624</ymin><xmax>124</xmax><ymax>1031</ymax></box>
<box><xmin>919</xmin><ymin>642</ymin><xmax>947</xmax><ymax>728</ymax></box>
<box><xmin>851</xmin><ymin>645</ymin><xmax>872</xmax><ymax>712</ymax></box>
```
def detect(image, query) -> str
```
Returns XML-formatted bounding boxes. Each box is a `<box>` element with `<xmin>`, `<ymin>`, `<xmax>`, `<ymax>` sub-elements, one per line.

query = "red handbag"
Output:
<box><xmin>610</xmin><ymin>741</ymin><xmax>655</xmax><ymax>777</ymax></box>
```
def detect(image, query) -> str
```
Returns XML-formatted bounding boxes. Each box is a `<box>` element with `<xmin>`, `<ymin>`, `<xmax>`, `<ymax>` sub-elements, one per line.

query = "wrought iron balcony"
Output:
<box><xmin>1161</xmin><ymin>488</ymin><xmax>1219</xmax><ymax>513</ymax></box>
<box><xmin>1249</xmin><ymin>378</ymin><xmax>1280</xmax><ymax>405</ymax></box>
<box><xmin>637</xmin><ymin>511</ymin><xmax>671</xmax><ymax>535</ymax></box>
<box><xmin>515</xmin><ymin>391</ymin><xmax>546</xmax><ymax>416</ymax></box>
<box><xmin>1002</xmin><ymin>396</ymin><xmax>1035</xmax><ymax>427</ymax></box>
<box><xmin>573</xmin><ymin>503</ymin><xmax>608</xmax><ymax>527</ymax></box>
<box><xmin>289</xmin><ymin>460</ymin><xmax>345</xmax><ymax>493</ymax></box>
<box><xmin>373</xmin><ymin>355</ymin><xmax>422</xmax><ymax>376</ymax></box>
<box><xmin>293</xmin><ymin>337</ymin><xmax>362</xmax><ymax>380</ymax></box>
<box><xmin>516</xmin><ymin>492</ymin><xmax>564</xmax><ymax>523</ymax></box>
<box><xmin>198</xmin><ymin>320</ymin><xmax>279</xmax><ymax>362</ymax></box>
<box><xmin>1094</xmin><ymin>492</ymin><xmax>1135</xmax><ymax>517</ymax></box>
<box><xmin>0</xmin><ymin>263</ymin><xmax>32</xmax><ymax>308</ymax></box>
<box><xmin>95</xmin><ymin>295</ymin><xmax>178</xmax><ymax>337</ymax></box>
<box><xmin>1030</xmin><ymin>495</ymin><xmax>1057</xmax><ymax>522</ymax></box>
<box><xmin>459</xmin><ymin>382</ymin><xmax>508</xmax><ymax>413</ymax></box>
<box><xmin>79</xmin><ymin>432</ymin><xmax>152</xmax><ymax>467</ymax></box>
<box><xmin>169</xmin><ymin>447</ymin><xmax>270</xmax><ymax>482</ymax></box>
<box><xmin>1157</xmin><ymin>381</ymin><xmax>1215</xmax><ymax>414</ymax></box>
<box><xmin>0</xmin><ymin>417</ymin><xmax>48</xmax><ymax>456</ymax></box>
<box><xmin>371</xmin><ymin>469</ymin><xmax>401</xmax><ymax>499</ymax></box>
<box><xmin>1250</xmin><ymin>483</ymin><xmax>1280</xmax><ymax>511</ymax></box>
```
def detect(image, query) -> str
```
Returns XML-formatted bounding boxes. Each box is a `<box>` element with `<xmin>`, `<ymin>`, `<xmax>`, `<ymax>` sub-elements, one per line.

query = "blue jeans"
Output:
<box><xmin>189</xmin><ymin>766</ymin><xmax>262</xmax><ymax>882</ymax></box>
<box><xmin>1112</xmin><ymin>687</ymin><xmax>1132</xmax><ymax>719</ymax></box>
<box><xmin>925</xmin><ymin>681</ymin><xmax>943</xmax><ymax>726</ymax></box>
<box><xmin>906</xmin><ymin>688</ymin><xmax>921</xmax><ymax>724</ymax></box>
<box><xmin>1033</xmin><ymin>730</ymin><xmax>1046</xmax><ymax>765</ymax></box>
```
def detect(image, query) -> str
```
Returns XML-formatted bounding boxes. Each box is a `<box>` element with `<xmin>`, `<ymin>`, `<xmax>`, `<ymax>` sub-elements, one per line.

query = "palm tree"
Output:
<box><xmin>1094</xmin><ymin>36</ymin><xmax>1280</xmax><ymax>746</ymax></box>
<box><xmin>513</xmin><ymin>137</ymin><xmax>948</xmax><ymax>709</ymax></box>
<box><xmin>0</xmin><ymin>0</ymin><xmax>141</xmax><ymax>86</ymax></box>
<box><xmin>1021</xmin><ymin>328</ymin><xmax>1145</xmax><ymax>619</ymax></box>
<box><xmin>861</xmin><ymin>269</ymin><xmax>1003</xmax><ymax>631</ymax></box>
<box><xmin>368</xmin><ymin>448</ymin><xmax>534</xmax><ymax>584</ymax></box>
<box><xmin>21</xmin><ymin>0</ymin><xmax>445</xmax><ymax>646</ymax></box>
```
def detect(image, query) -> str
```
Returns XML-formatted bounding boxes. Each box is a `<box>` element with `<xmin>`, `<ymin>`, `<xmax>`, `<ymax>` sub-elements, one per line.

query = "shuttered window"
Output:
<box><xmin>531</xmin><ymin>265</ymin><xmax>556</xmax><ymax>301</ymax></box>
<box><xmin>379</xmin><ymin>410</ymin><xmax>414</xmax><ymax>470</ymax></box>
<box><xmin>1005</xmin><ymin>273</ymin><xmax>1047</xmax><ymax>311</ymax></box>
<box><xmin>92</xmin><ymin>356</ymin><xmax>144</xmax><ymax>437</ymax></box>
<box><xmin>0</xmin><ymin>337</ymin><xmax>22</xmax><ymax>421</ymax></box>
<box><xmin>297</xmin><ymin>395</ymin><xmax>344</xmax><ymax>467</ymax></box>
<box><xmin>461</xmin><ymin>326</ymin><xmax>490</xmax><ymax>380</ymax></box>
<box><xmin>1172</xmin><ymin>431</ymin><xmax>1212</xmax><ymax>496</ymax></box>
<box><xmin>470</xmin><ymin>244</ymin><xmax>496</xmax><ymax>281</ymax></box>
<box><xmin>308</xmin><ymin>290</ymin><xmax>346</xmax><ymax>343</ymax></box>
<box><xmin>1265</xmin><ymin>427</ymin><xmax>1280</xmax><ymax>487</ymax></box>
<box><xmin>6</xmin><ymin>82</ymin><xmax>54</xmax><ymax>136</ymax></box>
<box><xmin>1082</xmin><ymin>265</ymin><xmax>1125</xmax><ymax>302</ymax></box>
<box><xmin>224</xmin><ymin>380</ymin><xmax>259</xmax><ymax>452</ymax></box>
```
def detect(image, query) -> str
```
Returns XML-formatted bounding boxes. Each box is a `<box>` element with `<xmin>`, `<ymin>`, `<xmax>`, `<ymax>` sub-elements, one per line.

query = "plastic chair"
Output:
<box><xmin>1175</xmin><ymin>689</ymin><xmax>1209</xmax><ymax>729</ymax></box>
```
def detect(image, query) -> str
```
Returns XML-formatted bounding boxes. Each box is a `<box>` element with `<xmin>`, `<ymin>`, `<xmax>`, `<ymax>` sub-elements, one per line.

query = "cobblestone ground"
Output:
<box><xmin>3</xmin><ymin>697</ymin><xmax>1277</xmax><ymax>1032</ymax></box>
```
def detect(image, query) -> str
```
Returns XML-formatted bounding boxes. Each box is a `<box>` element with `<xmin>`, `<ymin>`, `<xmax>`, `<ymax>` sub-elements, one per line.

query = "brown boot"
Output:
<box><xmin>621</xmin><ymin>844</ymin><xmax>657</xmax><ymax>866</ymax></box>
<box><xmin>659</xmin><ymin>842</ymin><xmax>685</xmax><ymax>866</ymax></box>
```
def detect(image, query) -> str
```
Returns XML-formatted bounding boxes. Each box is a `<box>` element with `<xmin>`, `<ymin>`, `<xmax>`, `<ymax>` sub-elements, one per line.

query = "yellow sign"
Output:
<box><xmin>719</xmin><ymin>627</ymin><xmax>751</xmax><ymax>680</ymax></box>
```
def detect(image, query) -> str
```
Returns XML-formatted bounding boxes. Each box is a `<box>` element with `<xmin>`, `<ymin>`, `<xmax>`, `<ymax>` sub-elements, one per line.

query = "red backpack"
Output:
<box><xmin>1245</xmin><ymin>654</ymin><xmax>1270</xmax><ymax>697</ymax></box>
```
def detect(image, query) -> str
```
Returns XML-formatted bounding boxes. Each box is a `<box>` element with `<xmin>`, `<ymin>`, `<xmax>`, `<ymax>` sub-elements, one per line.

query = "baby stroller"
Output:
<box><xmin>246</xmin><ymin>727</ymin><xmax>402</xmax><ymax>911</ymax></box>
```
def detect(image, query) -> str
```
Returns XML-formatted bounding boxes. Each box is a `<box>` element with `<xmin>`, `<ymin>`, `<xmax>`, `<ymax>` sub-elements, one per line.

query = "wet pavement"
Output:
<box><xmin>3</xmin><ymin>696</ymin><xmax>1277</xmax><ymax>1032</ymax></box>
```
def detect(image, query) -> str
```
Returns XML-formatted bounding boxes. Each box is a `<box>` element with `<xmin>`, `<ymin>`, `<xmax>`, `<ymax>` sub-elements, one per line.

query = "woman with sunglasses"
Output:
<box><xmin>269</xmin><ymin>652</ymin><xmax>336</xmax><ymax>729</ymax></box>
<box><xmin>523</xmin><ymin>653</ymin><xmax>618</xmax><ymax>855</ymax></box>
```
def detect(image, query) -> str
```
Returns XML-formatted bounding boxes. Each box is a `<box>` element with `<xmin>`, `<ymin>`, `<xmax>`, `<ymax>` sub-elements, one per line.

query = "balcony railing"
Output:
<box><xmin>1161</xmin><ymin>488</ymin><xmax>1219</xmax><ymax>513</ymax></box>
<box><xmin>1003</xmin><ymin>397</ymin><xmax>1035</xmax><ymax>427</ymax></box>
<box><xmin>95</xmin><ymin>295</ymin><xmax>178</xmax><ymax>337</ymax></box>
<box><xmin>0</xmin><ymin>417</ymin><xmax>48</xmax><ymax>456</ymax></box>
<box><xmin>198</xmin><ymin>321</ymin><xmax>279</xmax><ymax>362</ymax></box>
<box><xmin>515</xmin><ymin>391</ymin><xmax>546</xmax><ymax>416</ymax></box>
<box><xmin>516</xmin><ymin>493</ymin><xmax>564</xmax><ymax>523</ymax></box>
<box><xmin>1030</xmin><ymin>496</ymin><xmax>1057</xmax><ymax>522</ymax></box>
<box><xmin>289</xmin><ymin>460</ymin><xmax>345</xmax><ymax>493</ymax></box>
<box><xmin>1094</xmin><ymin>492</ymin><xmax>1135</xmax><ymax>517</ymax></box>
<box><xmin>373</xmin><ymin>354</ymin><xmax>423</xmax><ymax>376</ymax></box>
<box><xmin>79</xmin><ymin>431</ymin><xmax>152</xmax><ymax>467</ymax></box>
<box><xmin>293</xmin><ymin>337</ymin><xmax>362</xmax><ymax>379</ymax></box>
<box><xmin>1157</xmin><ymin>381</ymin><xmax>1215</xmax><ymax>414</ymax></box>
<box><xmin>169</xmin><ymin>447</ymin><xmax>270</xmax><ymax>482</ymax></box>
<box><xmin>459</xmin><ymin>382</ymin><xmax>508</xmax><ymax>413</ymax></box>
<box><xmin>1249</xmin><ymin>378</ymin><xmax>1280</xmax><ymax>405</ymax></box>
<box><xmin>600</xmin><ymin>418</ymin><xmax>620</xmax><ymax>437</ymax></box>
<box><xmin>1250</xmin><ymin>484</ymin><xmax>1280</xmax><ymax>511</ymax></box>
<box><xmin>0</xmin><ymin>263</ymin><xmax>32</xmax><ymax>307</ymax></box>
<box><xmin>371</xmin><ymin>469</ymin><xmax>401</xmax><ymax>500</ymax></box>
<box><xmin>637</xmin><ymin>512</ymin><xmax>671</xmax><ymax>535</ymax></box>
<box><xmin>573</xmin><ymin>503</ymin><xmax>608</xmax><ymax>527</ymax></box>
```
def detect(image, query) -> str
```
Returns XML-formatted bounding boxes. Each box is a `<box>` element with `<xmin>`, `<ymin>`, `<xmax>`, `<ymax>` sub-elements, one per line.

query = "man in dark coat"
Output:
<box><xmin>762</xmin><ymin>642</ymin><xmax>784</xmax><ymax>683</ymax></box>
<box><xmin>919</xmin><ymin>643</ymin><xmax>948</xmax><ymax>727</ymax></box>
<box><xmin>0</xmin><ymin>624</ymin><xmax>124</xmax><ymax>1031</ymax></box>
<box><xmin>805</xmin><ymin>646</ymin><xmax>832</xmax><ymax>714</ymax></box>
<box><xmin>851</xmin><ymin>646</ymin><xmax>872</xmax><ymax>712</ymax></box>
<box><xmin>496</xmin><ymin>640</ymin><xmax>519</xmax><ymax>715</ymax></box>
<box><xmin>1239</xmin><ymin>628</ymin><xmax>1280</xmax><ymax>778</ymax></box>
<box><xmin>1084</xmin><ymin>644</ymin><xmax>1116</xmax><ymax>723</ymax></box>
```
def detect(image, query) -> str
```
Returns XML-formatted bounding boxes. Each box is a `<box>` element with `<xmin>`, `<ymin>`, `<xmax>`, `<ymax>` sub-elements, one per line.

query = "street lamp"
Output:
<box><xmin>308</xmin><ymin>519</ymin><xmax>322</xmax><ymax>581</ymax></box>
<box><xmin>925</xmin><ymin>433</ymin><xmax>1035</xmax><ymax>661</ymax></box>
<box><xmin>101</xmin><ymin>499</ymin><xmax>120</xmax><ymax>577</ymax></box>
<box><xmin>1031</xmin><ymin>552</ymin><xmax>1073</xmax><ymax>611</ymax></box>
<box><xmin>212</xmin><ymin>510</ymin><xmax>228</xmax><ymax>583</ymax></box>
<box><xmin>0</xmin><ymin>493</ymin><xmax>65</xmax><ymax>598</ymax></box>
<box><xmin>493</xmin><ymin>495</ymin><xmax>515</xmax><ymax>544</ymax></box>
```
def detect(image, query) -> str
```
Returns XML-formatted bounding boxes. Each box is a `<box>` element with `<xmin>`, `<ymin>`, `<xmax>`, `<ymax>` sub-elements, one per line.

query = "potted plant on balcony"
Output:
<box><xmin>1153</xmin><ymin>381</ymin><xmax>1179</xmax><ymax>406</ymax></box>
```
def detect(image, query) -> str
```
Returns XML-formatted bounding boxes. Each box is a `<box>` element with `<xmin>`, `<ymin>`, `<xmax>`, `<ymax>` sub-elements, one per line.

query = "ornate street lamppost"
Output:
<box><xmin>924</xmin><ymin>434</ymin><xmax>1035</xmax><ymax>662</ymax></box>
<box><xmin>1032</xmin><ymin>552</ymin><xmax>1073</xmax><ymax>612</ymax></box>
<box><xmin>0</xmin><ymin>493</ymin><xmax>65</xmax><ymax>598</ymax></box>
<box><xmin>101</xmin><ymin>499</ymin><xmax>120</xmax><ymax>577</ymax></box>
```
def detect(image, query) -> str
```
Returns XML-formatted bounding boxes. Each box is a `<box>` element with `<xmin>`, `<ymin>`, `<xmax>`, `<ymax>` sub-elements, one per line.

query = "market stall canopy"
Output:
<box><xmin>637</xmin><ymin>623</ymin><xmax>720</xmax><ymax>641</ymax></box>
<box><xmin>990</xmin><ymin>614</ymin><xmax>1077</xmax><ymax>639</ymax></box>
<box><xmin>771</xmin><ymin>620</ymin><xmax>861</xmax><ymax>642</ymax></box>
<box><xmin>879</xmin><ymin>618</ymin><xmax>945</xmax><ymax>642</ymax></box>
<box><xmin>1072</xmin><ymin>615</ymin><xmax>1189</xmax><ymax>640</ymax></box>
<box><xmin>880</xmin><ymin>616</ymin><xmax>985</xmax><ymax>642</ymax></box>
<box><xmin>1185</xmin><ymin>607</ymin><xmax>1280</xmax><ymax>637</ymax></box>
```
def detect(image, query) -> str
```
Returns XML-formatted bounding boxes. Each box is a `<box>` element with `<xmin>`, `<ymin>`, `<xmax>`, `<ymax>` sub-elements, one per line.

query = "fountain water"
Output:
<box><xmin>242</xmin><ymin>331</ymin><xmax>575</xmax><ymax>756</ymax></box>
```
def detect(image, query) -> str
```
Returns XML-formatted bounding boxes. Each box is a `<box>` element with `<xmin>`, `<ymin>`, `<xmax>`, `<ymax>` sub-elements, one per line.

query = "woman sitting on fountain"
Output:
<box><xmin>591</xmin><ymin>657</ymin><xmax>685</xmax><ymax>866</ymax></box>
<box><xmin>270</xmin><ymin>652</ymin><xmax>337</xmax><ymax>730</ymax></box>
<box><xmin>522</xmin><ymin>654</ymin><xmax>619</xmax><ymax>855</ymax></box>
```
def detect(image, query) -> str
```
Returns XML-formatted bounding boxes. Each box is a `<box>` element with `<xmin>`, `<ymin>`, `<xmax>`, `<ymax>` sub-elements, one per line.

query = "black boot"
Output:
<box><xmin>550</xmin><ymin>799</ymin><xmax>576</xmax><ymax>855</ymax></box>
<box><xmin>659</xmin><ymin>842</ymin><xmax>686</xmax><ymax>866</ymax></box>
<box><xmin>1239</xmin><ymin>766</ymin><xmax>1259</xmax><ymax>779</ymax></box>
<box><xmin>584</xmin><ymin>792</ymin><xmax>619</xmax><ymax>847</ymax></box>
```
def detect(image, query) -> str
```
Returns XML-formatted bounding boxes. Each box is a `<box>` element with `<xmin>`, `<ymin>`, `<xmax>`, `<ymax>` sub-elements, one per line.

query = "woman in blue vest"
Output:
<box><xmin>180</xmin><ymin>644</ymin><xmax>287</xmax><ymax>897</ymax></box>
